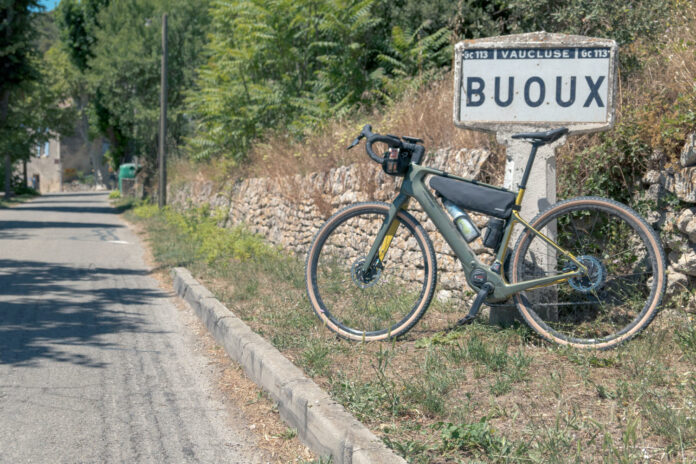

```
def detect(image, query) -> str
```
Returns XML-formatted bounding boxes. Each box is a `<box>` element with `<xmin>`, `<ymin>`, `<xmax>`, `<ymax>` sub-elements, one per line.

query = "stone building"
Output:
<box><xmin>25</xmin><ymin>137</ymin><xmax>62</xmax><ymax>193</ymax></box>
<box><xmin>23</xmin><ymin>132</ymin><xmax>110</xmax><ymax>194</ymax></box>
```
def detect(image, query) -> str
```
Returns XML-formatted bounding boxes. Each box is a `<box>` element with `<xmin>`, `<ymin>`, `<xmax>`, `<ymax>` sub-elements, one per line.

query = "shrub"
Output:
<box><xmin>133</xmin><ymin>203</ymin><xmax>277</xmax><ymax>263</ymax></box>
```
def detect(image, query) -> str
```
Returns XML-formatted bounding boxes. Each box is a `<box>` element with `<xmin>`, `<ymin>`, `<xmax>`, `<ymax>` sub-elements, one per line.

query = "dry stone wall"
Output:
<box><xmin>642</xmin><ymin>134</ymin><xmax>696</xmax><ymax>310</ymax></box>
<box><xmin>169</xmin><ymin>134</ymin><xmax>696</xmax><ymax>310</ymax></box>
<box><xmin>169</xmin><ymin>147</ymin><xmax>492</xmax><ymax>300</ymax></box>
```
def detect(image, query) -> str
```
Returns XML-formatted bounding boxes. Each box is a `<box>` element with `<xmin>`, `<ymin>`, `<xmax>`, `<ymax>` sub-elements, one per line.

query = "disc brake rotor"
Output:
<box><xmin>568</xmin><ymin>255</ymin><xmax>606</xmax><ymax>293</ymax></box>
<box><xmin>351</xmin><ymin>258</ymin><xmax>382</xmax><ymax>289</ymax></box>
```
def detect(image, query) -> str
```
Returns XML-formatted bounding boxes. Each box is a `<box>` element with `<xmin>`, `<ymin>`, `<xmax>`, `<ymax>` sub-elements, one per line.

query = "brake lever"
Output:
<box><xmin>347</xmin><ymin>134</ymin><xmax>364</xmax><ymax>150</ymax></box>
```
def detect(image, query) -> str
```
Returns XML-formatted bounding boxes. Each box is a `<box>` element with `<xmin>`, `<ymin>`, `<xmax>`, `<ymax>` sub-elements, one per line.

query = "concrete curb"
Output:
<box><xmin>171</xmin><ymin>267</ymin><xmax>406</xmax><ymax>464</ymax></box>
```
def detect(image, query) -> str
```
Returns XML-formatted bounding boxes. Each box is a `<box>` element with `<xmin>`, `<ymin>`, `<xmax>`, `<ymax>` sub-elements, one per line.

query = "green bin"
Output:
<box><xmin>118</xmin><ymin>163</ymin><xmax>138</xmax><ymax>193</ymax></box>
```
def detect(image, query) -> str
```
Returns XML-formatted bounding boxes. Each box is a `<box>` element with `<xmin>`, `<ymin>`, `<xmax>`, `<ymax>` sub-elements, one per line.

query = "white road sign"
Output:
<box><xmin>453</xmin><ymin>34</ymin><xmax>618</xmax><ymax>133</ymax></box>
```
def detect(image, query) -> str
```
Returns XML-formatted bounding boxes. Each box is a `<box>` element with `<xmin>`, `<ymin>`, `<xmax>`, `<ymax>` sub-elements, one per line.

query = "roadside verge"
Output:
<box><xmin>172</xmin><ymin>267</ymin><xmax>406</xmax><ymax>464</ymax></box>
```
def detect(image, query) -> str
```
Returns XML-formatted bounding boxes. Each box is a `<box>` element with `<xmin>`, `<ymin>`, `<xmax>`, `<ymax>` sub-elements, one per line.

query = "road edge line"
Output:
<box><xmin>171</xmin><ymin>267</ymin><xmax>406</xmax><ymax>464</ymax></box>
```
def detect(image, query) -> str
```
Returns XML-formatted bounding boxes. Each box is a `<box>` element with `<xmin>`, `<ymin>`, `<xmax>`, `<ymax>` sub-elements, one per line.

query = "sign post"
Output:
<box><xmin>453</xmin><ymin>32</ymin><xmax>618</xmax><ymax>323</ymax></box>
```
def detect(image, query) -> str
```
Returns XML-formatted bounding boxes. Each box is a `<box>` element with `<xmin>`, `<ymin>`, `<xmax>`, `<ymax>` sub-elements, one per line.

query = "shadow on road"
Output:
<box><xmin>11</xmin><ymin>206</ymin><xmax>124</xmax><ymax>215</ymax></box>
<box><xmin>26</xmin><ymin>200</ymin><xmax>104</xmax><ymax>204</ymax></box>
<box><xmin>0</xmin><ymin>259</ymin><xmax>167</xmax><ymax>368</ymax></box>
<box><xmin>0</xmin><ymin>220</ymin><xmax>122</xmax><ymax>230</ymax></box>
<box><xmin>41</xmin><ymin>192</ymin><xmax>108</xmax><ymax>199</ymax></box>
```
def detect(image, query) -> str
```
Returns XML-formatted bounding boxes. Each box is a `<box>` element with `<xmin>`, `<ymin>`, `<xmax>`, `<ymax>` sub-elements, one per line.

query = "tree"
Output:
<box><xmin>372</xmin><ymin>0</ymin><xmax>508</xmax><ymax>40</ymax></box>
<box><xmin>0</xmin><ymin>52</ymin><xmax>76</xmax><ymax>192</ymax></box>
<box><xmin>55</xmin><ymin>0</ymin><xmax>109</xmax><ymax>72</ymax></box>
<box><xmin>83</xmin><ymin>0</ymin><xmax>210</xmax><ymax>173</ymax></box>
<box><xmin>55</xmin><ymin>0</ymin><xmax>112</xmax><ymax>186</ymax></box>
<box><xmin>186</xmin><ymin>0</ymin><xmax>453</xmax><ymax>162</ymax></box>
<box><xmin>0</xmin><ymin>1</ymin><xmax>42</xmax><ymax>196</ymax></box>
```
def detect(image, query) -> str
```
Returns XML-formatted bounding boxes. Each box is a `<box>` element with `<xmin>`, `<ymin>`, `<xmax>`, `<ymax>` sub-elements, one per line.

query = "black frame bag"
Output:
<box><xmin>429</xmin><ymin>176</ymin><xmax>516</xmax><ymax>219</ymax></box>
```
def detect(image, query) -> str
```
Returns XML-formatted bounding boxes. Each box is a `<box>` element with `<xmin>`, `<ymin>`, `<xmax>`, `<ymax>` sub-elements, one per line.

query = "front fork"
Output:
<box><xmin>361</xmin><ymin>195</ymin><xmax>410</xmax><ymax>274</ymax></box>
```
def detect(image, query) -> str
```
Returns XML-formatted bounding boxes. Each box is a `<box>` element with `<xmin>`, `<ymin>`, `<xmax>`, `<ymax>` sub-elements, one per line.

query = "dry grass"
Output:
<box><xmin>171</xmin><ymin>2</ymin><xmax>696</xmax><ymax>194</ymax></box>
<box><xmin>168</xmin><ymin>1</ymin><xmax>696</xmax><ymax>201</ymax></box>
<box><xmin>170</xmin><ymin>74</ymin><xmax>503</xmax><ymax>187</ymax></box>
<box><xmin>557</xmin><ymin>0</ymin><xmax>696</xmax><ymax>169</ymax></box>
<box><xmin>126</xmin><ymin>201</ymin><xmax>696</xmax><ymax>463</ymax></box>
<box><xmin>122</xmin><ymin>214</ymin><xmax>318</xmax><ymax>463</ymax></box>
<box><xmin>245</xmin><ymin>75</ymin><xmax>493</xmax><ymax>178</ymax></box>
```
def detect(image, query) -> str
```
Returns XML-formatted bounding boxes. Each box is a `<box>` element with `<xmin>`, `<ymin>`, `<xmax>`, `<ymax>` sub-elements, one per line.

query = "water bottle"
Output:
<box><xmin>444</xmin><ymin>199</ymin><xmax>480</xmax><ymax>242</ymax></box>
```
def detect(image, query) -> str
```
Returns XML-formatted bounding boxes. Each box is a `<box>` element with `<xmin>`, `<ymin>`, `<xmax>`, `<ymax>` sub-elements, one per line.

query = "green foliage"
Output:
<box><xmin>56</xmin><ymin>0</ymin><xmax>109</xmax><ymax>72</ymax></box>
<box><xmin>659</xmin><ymin>91</ymin><xmax>696</xmax><ymax>157</ymax></box>
<box><xmin>381</xmin><ymin>435</ymin><xmax>429</xmax><ymax>462</ymax></box>
<box><xmin>132</xmin><ymin>203</ymin><xmax>278</xmax><ymax>263</ymax></box>
<box><xmin>677</xmin><ymin>325</ymin><xmax>696</xmax><ymax>364</ymax></box>
<box><xmin>330</xmin><ymin>374</ymin><xmax>393</xmax><ymax>422</ymax></box>
<box><xmin>558</xmin><ymin>118</ymin><xmax>652</xmax><ymax>203</ymax></box>
<box><xmin>32</xmin><ymin>11</ymin><xmax>60</xmax><ymax>55</ymax></box>
<box><xmin>376</xmin><ymin>23</ymin><xmax>451</xmax><ymax>91</ymax></box>
<box><xmin>300</xmin><ymin>338</ymin><xmax>333</xmax><ymax>377</ymax></box>
<box><xmin>185</xmin><ymin>0</ymin><xmax>451</xmax><ymax>162</ymax></box>
<box><xmin>12</xmin><ymin>183</ymin><xmax>39</xmax><ymax>196</ymax></box>
<box><xmin>0</xmin><ymin>2</ymin><xmax>79</xmax><ymax>195</ymax></box>
<box><xmin>185</xmin><ymin>0</ymin><xmax>675</xmax><ymax>165</ymax></box>
<box><xmin>507</xmin><ymin>0</ymin><xmax>674</xmax><ymax>46</ymax></box>
<box><xmin>373</xmin><ymin>0</ymin><xmax>508</xmax><ymax>40</ymax></box>
<box><xmin>0</xmin><ymin>54</ymin><xmax>76</xmax><ymax>166</ymax></box>
<box><xmin>0</xmin><ymin>1</ymin><xmax>41</xmax><ymax>93</ymax></box>
<box><xmin>0</xmin><ymin>168</ymin><xmax>38</xmax><ymax>195</ymax></box>
<box><xmin>438</xmin><ymin>418</ymin><xmax>523</xmax><ymax>457</ymax></box>
<box><xmin>57</xmin><ymin>0</ymin><xmax>210</xmax><ymax>169</ymax></box>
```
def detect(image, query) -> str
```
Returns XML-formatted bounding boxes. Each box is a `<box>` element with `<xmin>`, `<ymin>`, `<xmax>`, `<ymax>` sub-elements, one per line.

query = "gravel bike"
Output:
<box><xmin>305</xmin><ymin>125</ymin><xmax>666</xmax><ymax>349</ymax></box>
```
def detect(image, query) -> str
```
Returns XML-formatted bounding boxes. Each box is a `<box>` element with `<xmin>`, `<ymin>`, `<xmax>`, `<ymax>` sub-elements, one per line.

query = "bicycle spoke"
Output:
<box><xmin>309</xmin><ymin>205</ymin><xmax>435</xmax><ymax>340</ymax></box>
<box><xmin>513</xmin><ymin>199</ymin><xmax>663</xmax><ymax>347</ymax></box>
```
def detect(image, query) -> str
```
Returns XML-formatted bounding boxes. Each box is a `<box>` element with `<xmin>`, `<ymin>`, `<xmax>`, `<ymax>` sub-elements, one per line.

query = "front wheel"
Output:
<box><xmin>511</xmin><ymin>196</ymin><xmax>666</xmax><ymax>349</ymax></box>
<box><xmin>305</xmin><ymin>202</ymin><xmax>437</xmax><ymax>341</ymax></box>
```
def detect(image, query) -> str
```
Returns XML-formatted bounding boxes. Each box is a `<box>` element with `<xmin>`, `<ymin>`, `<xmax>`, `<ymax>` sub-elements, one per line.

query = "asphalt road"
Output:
<box><xmin>0</xmin><ymin>192</ymin><xmax>264</xmax><ymax>463</ymax></box>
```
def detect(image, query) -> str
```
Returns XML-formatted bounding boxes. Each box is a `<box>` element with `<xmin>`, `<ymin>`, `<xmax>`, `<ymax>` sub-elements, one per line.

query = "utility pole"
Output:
<box><xmin>158</xmin><ymin>13</ymin><xmax>168</xmax><ymax>208</ymax></box>
<box><xmin>2</xmin><ymin>91</ymin><xmax>10</xmax><ymax>199</ymax></box>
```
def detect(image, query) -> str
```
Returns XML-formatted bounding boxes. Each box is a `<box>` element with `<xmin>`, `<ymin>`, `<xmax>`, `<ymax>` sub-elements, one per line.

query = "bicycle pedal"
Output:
<box><xmin>446</xmin><ymin>283</ymin><xmax>494</xmax><ymax>331</ymax></box>
<box><xmin>454</xmin><ymin>315</ymin><xmax>476</xmax><ymax>327</ymax></box>
<box><xmin>465</xmin><ymin>283</ymin><xmax>494</xmax><ymax>319</ymax></box>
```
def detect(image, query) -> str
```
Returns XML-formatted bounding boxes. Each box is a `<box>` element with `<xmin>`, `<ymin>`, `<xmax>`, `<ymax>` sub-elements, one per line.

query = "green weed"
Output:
<box><xmin>300</xmin><ymin>339</ymin><xmax>332</xmax><ymax>377</ymax></box>
<box><xmin>275</xmin><ymin>427</ymin><xmax>297</xmax><ymax>440</ymax></box>
<box><xmin>438</xmin><ymin>418</ymin><xmax>525</xmax><ymax>459</ymax></box>
<box><xmin>330</xmin><ymin>374</ymin><xmax>391</xmax><ymax>423</ymax></box>
<box><xmin>677</xmin><ymin>325</ymin><xmax>696</xmax><ymax>364</ymax></box>
<box><xmin>381</xmin><ymin>436</ymin><xmax>430</xmax><ymax>463</ymax></box>
<box><xmin>642</xmin><ymin>392</ymin><xmax>696</xmax><ymax>455</ymax></box>
<box><xmin>489</xmin><ymin>376</ymin><xmax>512</xmax><ymax>396</ymax></box>
<box><xmin>402</xmin><ymin>350</ymin><xmax>457</xmax><ymax>416</ymax></box>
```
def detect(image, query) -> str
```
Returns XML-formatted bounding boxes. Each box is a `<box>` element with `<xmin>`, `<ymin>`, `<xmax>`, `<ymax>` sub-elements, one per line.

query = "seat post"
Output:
<box><xmin>518</xmin><ymin>142</ymin><xmax>541</xmax><ymax>191</ymax></box>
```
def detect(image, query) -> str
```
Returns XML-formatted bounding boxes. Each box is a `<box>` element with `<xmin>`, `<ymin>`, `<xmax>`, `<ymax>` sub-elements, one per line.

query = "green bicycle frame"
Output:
<box><xmin>362</xmin><ymin>163</ymin><xmax>588</xmax><ymax>302</ymax></box>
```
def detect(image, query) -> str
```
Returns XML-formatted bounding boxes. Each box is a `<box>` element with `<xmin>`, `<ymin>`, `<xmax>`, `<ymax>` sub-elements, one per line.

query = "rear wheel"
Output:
<box><xmin>305</xmin><ymin>202</ymin><xmax>437</xmax><ymax>341</ymax></box>
<box><xmin>511</xmin><ymin>197</ymin><xmax>666</xmax><ymax>349</ymax></box>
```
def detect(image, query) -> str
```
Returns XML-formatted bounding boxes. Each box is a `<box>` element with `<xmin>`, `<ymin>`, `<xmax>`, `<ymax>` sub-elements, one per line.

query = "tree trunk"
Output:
<box><xmin>76</xmin><ymin>93</ymin><xmax>109</xmax><ymax>189</ymax></box>
<box><xmin>88</xmin><ymin>138</ymin><xmax>109</xmax><ymax>189</ymax></box>
<box><xmin>22</xmin><ymin>159</ymin><xmax>27</xmax><ymax>187</ymax></box>
<box><xmin>3</xmin><ymin>154</ymin><xmax>10</xmax><ymax>199</ymax></box>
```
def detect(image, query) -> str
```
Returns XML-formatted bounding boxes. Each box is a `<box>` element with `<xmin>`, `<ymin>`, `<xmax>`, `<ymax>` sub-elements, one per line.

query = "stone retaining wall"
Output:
<box><xmin>170</xmin><ymin>148</ymin><xmax>491</xmax><ymax>300</ymax></box>
<box><xmin>168</xmin><ymin>135</ymin><xmax>696</xmax><ymax>310</ymax></box>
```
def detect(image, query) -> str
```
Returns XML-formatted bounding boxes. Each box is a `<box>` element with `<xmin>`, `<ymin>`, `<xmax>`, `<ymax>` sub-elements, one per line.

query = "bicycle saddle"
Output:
<box><xmin>511</xmin><ymin>127</ymin><xmax>569</xmax><ymax>144</ymax></box>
